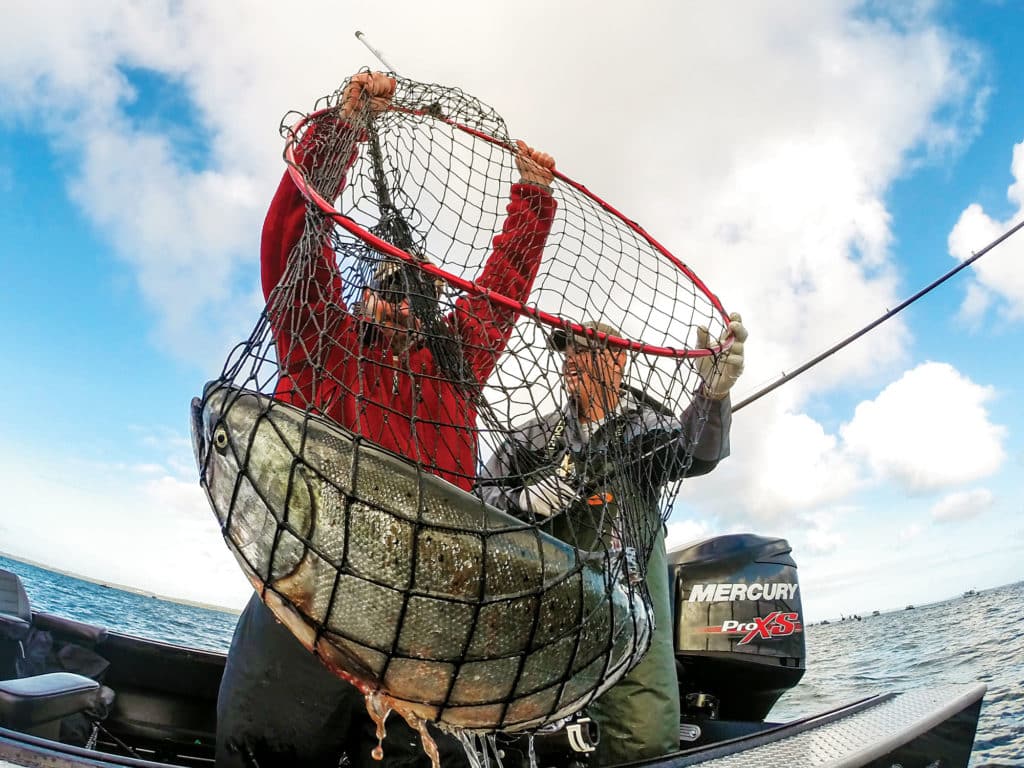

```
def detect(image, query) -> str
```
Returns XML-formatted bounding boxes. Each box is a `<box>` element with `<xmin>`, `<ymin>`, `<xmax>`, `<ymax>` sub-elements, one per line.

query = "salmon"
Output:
<box><xmin>191</xmin><ymin>383</ymin><xmax>651</xmax><ymax>732</ymax></box>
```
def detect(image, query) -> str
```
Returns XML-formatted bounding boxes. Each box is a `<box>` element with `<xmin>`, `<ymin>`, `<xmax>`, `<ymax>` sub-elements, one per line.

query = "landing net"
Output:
<box><xmin>195</xmin><ymin>73</ymin><xmax>730</xmax><ymax>735</ymax></box>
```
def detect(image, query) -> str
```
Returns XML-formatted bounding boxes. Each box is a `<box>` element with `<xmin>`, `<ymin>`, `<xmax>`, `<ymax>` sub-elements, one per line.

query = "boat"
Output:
<box><xmin>963</xmin><ymin>589</ymin><xmax>978</xmax><ymax>598</ymax></box>
<box><xmin>0</xmin><ymin>535</ymin><xmax>986</xmax><ymax>767</ymax></box>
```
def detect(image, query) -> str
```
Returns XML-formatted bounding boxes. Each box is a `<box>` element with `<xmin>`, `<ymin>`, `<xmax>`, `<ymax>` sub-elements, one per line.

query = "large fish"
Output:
<box><xmin>191</xmin><ymin>382</ymin><xmax>651</xmax><ymax>732</ymax></box>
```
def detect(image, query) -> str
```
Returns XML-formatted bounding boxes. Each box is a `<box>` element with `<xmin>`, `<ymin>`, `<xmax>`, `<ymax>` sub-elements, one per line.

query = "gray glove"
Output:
<box><xmin>518</xmin><ymin>475</ymin><xmax>577</xmax><ymax>517</ymax></box>
<box><xmin>696</xmin><ymin>312</ymin><xmax>747</xmax><ymax>400</ymax></box>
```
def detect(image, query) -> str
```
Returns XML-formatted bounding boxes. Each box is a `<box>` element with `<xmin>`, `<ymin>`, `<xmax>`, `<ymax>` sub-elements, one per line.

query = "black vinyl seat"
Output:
<box><xmin>0</xmin><ymin>569</ymin><xmax>30</xmax><ymax>629</ymax></box>
<box><xmin>0</xmin><ymin>568</ymin><xmax>107</xmax><ymax>740</ymax></box>
<box><xmin>0</xmin><ymin>568</ymin><xmax>32</xmax><ymax>679</ymax></box>
<box><xmin>0</xmin><ymin>672</ymin><xmax>100</xmax><ymax>730</ymax></box>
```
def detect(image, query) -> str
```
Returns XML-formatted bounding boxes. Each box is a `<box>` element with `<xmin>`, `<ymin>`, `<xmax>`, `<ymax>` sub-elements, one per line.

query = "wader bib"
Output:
<box><xmin>542</xmin><ymin>416</ymin><xmax>680</xmax><ymax>765</ymax></box>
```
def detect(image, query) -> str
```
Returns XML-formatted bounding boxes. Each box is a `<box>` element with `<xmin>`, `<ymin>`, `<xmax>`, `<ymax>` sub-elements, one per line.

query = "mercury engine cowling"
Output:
<box><xmin>670</xmin><ymin>533</ymin><xmax>805</xmax><ymax>723</ymax></box>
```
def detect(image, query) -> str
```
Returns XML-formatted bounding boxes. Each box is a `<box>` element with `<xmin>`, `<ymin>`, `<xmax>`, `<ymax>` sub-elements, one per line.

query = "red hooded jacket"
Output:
<box><xmin>261</xmin><ymin>123</ymin><xmax>556</xmax><ymax>490</ymax></box>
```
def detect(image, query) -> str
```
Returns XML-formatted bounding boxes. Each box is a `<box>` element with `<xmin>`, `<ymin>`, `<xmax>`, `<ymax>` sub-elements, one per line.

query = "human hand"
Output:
<box><xmin>361</xmin><ymin>289</ymin><xmax>423</xmax><ymax>333</ymax></box>
<box><xmin>515</xmin><ymin>140</ymin><xmax>555</xmax><ymax>188</ymax></box>
<box><xmin>341</xmin><ymin>72</ymin><xmax>397</xmax><ymax>119</ymax></box>
<box><xmin>517</xmin><ymin>474</ymin><xmax>577</xmax><ymax>517</ymax></box>
<box><xmin>696</xmin><ymin>312</ymin><xmax>747</xmax><ymax>400</ymax></box>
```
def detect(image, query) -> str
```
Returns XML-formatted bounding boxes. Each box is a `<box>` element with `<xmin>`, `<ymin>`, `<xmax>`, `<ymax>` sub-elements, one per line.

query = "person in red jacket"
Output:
<box><xmin>261</xmin><ymin>71</ymin><xmax>556</xmax><ymax>490</ymax></box>
<box><xmin>217</xmin><ymin>72</ymin><xmax>557</xmax><ymax>768</ymax></box>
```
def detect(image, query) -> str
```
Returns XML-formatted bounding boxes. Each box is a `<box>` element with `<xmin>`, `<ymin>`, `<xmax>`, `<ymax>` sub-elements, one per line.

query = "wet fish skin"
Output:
<box><xmin>192</xmin><ymin>382</ymin><xmax>651</xmax><ymax>732</ymax></box>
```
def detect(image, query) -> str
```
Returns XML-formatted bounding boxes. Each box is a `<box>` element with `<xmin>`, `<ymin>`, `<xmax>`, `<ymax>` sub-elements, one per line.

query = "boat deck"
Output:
<box><xmin>0</xmin><ymin>682</ymin><xmax>986</xmax><ymax>767</ymax></box>
<box><xmin>662</xmin><ymin>682</ymin><xmax>986</xmax><ymax>767</ymax></box>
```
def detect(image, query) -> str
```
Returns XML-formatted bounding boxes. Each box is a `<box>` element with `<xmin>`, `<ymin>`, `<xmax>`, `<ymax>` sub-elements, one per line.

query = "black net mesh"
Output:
<box><xmin>192</xmin><ymin>73</ymin><xmax>730</xmax><ymax>736</ymax></box>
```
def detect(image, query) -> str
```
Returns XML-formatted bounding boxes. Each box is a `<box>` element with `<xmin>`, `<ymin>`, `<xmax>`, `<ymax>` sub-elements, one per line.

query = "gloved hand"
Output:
<box><xmin>696</xmin><ymin>312</ymin><xmax>747</xmax><ymax>400</ymax></box>
<box><xmin>517</xmin><ymin>475</ymin><xmax>577</xmax><ymax>518</ymax></box>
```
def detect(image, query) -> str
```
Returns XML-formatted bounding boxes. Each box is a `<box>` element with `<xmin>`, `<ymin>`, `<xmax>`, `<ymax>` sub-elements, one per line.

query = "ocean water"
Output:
<box><xmin>768</xmin><ymin>582</ymin><xmax>1024</xmax><ymax>766</ymax></box>
<box><xmin>1</xmin><ymin>555</ymin><xmax>1021</xmax><ymax>766</ymax></box>
<box><xmin>0</xmin><ymin>555</ymin><xmax>239</xmax><ymax>654</ymax></box>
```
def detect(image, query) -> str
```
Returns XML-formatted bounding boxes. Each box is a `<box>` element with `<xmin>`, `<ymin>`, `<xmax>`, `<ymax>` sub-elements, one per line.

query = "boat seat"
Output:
<box><xmin>33</xmin><ymin>611</ymin><xmax>108</xmax><ymax>646</ymax></box>
<box><xmin>0</xmin><ymin>570</ymin><xmax>114</xmax><ymax>744</ymax></box>
<box><xmin>0</xmin><ymin>569</ymin><xmax>32</xmax><ymax>640</ymax></box>
<box><xmin>0</xmin><ymin>672</ymin><xmax>100</xmax><ymax>733</ymax></box>
<box><xmin>0</xmin><ymin>569</ymin><xmax>32</xmax><ymax>679</ymax></box>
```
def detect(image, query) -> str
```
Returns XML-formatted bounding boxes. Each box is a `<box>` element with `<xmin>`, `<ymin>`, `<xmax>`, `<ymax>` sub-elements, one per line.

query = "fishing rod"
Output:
<box><xmin>355</xmin><ymin>31</ymin><xmax>397</xmax><ymax>73</ymax></box>
<box><xmin>353</xmin><ymin>32</ymin><xmax>414</xmax><ymax>253</ymax></box>
<box><xmin>731</xmin><ymin>218</ymin><xmax>1024</xmax><ymax>412</ymax></box>
<box><xmin>352</xmin><ymin>31</ymin><xmax>477</xmax><ymax>388</ymax></box>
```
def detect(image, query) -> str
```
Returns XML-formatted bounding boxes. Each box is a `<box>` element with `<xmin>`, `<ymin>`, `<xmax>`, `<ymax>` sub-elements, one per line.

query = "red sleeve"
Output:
<box><xmin>259</xmin><ymin>119</ymin><xmax>361</xmax><ymax>406</ymax></box>
<box><xmin>455</xmin><ymin>182</ymin><xmax>557</xmax><ymax>384</ymax></box>
<box><xmin>260</xmin><ymin>119</ymin><xmax>360</xmax><ymax>302</ymax></box>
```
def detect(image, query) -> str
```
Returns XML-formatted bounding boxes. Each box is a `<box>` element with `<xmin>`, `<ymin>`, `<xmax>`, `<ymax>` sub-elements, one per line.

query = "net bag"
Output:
<box><xmin>191</xmin><ymin>73</ymin><xmax>731</xmax><ymax>735</ymax></box>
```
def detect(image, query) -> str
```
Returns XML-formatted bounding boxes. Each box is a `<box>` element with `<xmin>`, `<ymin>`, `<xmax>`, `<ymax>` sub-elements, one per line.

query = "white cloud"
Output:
<box><xmin>685</xmin><ymin>406</ymin><xmax>861</xmax><ymax>526</ymax></box>
<box><xmin>841</xmin><ymin>362</ymin><xmax>1006</xmax><ymax>492</ymax></box>
<box><xmin>664</xmin><ymin>518</ymin><xmax>713</xmax><ymax>552</ymax></box>
<box><xmin>66</xmin><ymin>125</ymin><xmax>264</xmax><ymax>363</ymax></box>
<box><xmin>897</xmin><ymin>522</ymin><xmax>925</xmax><ymax>546</ymax></box>
<box><xmin>930</xmin><ymin>487</ymin><xmax>993</xmax><ymax>523</ymax></box>
<box><xmin>948</xmin><ymin>139</ymin><xmax>1024</xmax><ymax>321</ymax></box>
<box><xmin>0</xmin><ymin>2</ymin><xmax>988</xmax><ymax>377</ymax></box>
<box><xmin>800</xmin><ymin>511</ymin><xmax>845</xmax><ymax>556</ymax></box>
<box><xmin>958</xmin><ymin>280</ymin><xmax>993</xmax><ymax>327</ymax></box>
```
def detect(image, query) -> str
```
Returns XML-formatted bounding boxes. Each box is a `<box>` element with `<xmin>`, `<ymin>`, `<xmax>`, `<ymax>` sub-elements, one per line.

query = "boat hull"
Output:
<box><xmin>0</xmin><ymin>623</ymin><xmax>987</xmax><ymax>768</ymax></box>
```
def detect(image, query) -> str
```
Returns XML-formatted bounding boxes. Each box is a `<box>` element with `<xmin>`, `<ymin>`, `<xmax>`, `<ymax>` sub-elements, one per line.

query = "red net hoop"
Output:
<box><xmin>287</xmin><ymin>105</ymin><xmax>730</xmax><ymax>358</ymax></box>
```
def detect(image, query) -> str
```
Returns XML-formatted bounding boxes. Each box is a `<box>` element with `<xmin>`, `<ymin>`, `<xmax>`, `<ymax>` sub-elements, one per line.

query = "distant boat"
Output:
<box><xmin>962</xmin><ymin>589</ymin><xmax>978</xmax><ymax>598</ymax></box>
<box><xmin>906</xmin><ymin>604</ymin><xmax>915</xmax><ymax>610</ymax></box>
<box><xmin>872</xmin><ymin>610</ymin><xmax>880</xmax><ymax>617</ymax></box>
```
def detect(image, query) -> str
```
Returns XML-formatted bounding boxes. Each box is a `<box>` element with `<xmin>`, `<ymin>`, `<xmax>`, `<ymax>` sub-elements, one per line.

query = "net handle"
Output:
<box><xmin>283</xmin><ymin>106</ymin><xmax>733</xmax><ymax>359</ymax></box>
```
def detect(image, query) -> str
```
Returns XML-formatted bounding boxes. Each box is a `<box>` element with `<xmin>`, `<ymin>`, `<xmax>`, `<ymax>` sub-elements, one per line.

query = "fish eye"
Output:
<box><xmin>213</xmin><ymin>425</ymin><xmax>229</xmax><ymax>453</ymax></box>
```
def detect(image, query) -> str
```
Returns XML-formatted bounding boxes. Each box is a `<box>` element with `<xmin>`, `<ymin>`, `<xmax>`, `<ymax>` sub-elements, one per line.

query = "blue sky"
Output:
<box><xmin>0</xmin><ymin>2</ymin><xmax>1022</xmax><ymax>622</ymax></box>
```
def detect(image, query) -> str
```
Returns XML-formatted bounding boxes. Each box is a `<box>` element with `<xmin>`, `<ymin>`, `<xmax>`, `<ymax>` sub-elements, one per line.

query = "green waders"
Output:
<box><xmin>545</xmin><ymin>497</ymin><xmax>679</xmax><ymax>766</ymax></box>
<box><xmin>587</xmin><ymin>524</ymin><xmax>678</xmax><ymax>765</ymax></box>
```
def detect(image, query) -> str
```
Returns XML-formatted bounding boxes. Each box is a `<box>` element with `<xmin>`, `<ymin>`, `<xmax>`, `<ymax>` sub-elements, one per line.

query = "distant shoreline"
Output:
<box><xmin>0</xmin><ymin>551</ymin><xmax>241</xmax><ymax>616</ymax></box>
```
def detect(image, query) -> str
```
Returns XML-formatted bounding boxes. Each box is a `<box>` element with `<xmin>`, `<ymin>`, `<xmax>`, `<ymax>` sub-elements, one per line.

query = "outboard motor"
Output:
<box><xmin>670</xmin><ymin>534</ymin><xmax>805</xmax><ymax>726</ymax></box>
